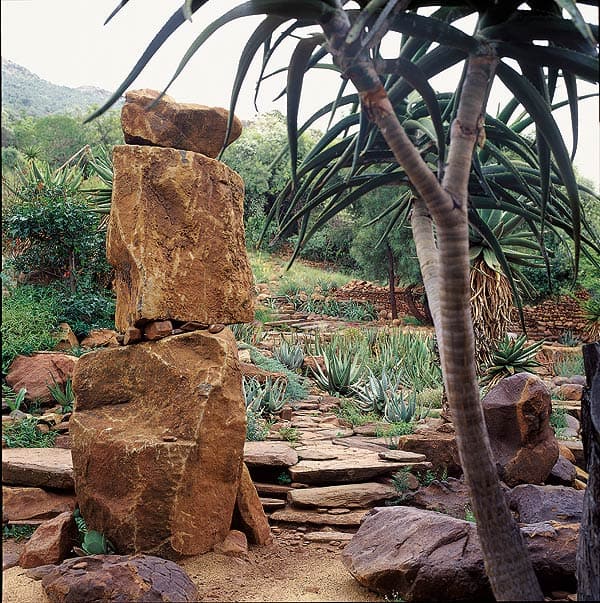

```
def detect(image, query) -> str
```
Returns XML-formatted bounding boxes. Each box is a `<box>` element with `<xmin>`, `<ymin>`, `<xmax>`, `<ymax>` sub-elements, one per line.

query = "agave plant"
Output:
<box><xmin>582</xmin><ymin>296</ymin><xmax>600</xmax><ymax>341</ymax></box>
<box><xmin>480</xmin><ymin>335</ymin><xmax>546</xmax><ymax>389</ymax></box>
<box><xmin>273</xmin><ymin>336</ymin><xmax>305</xmax><ymax>371</ymax></box>
<box><xmin>352</xmin><ymin>366</ymin><xmax>402</xmax><ymax>414</ymax></box>
<box><xmin>242</xmin><ymin>376</ymin><xmax>287</xmax><ymax>415</ymax></box>
<box><xmin>383</xmin><ymin>389</ymin><xmax>419</xmax><ymax>424</ymax></box>
<box><xmin>398</xmin><ymin>336</ymin><xmax>443</xmax><ymax>393</ymax></box>
<box><xmin>83</xmin><ymin>145</ymin><xmax>114</xmax><ymax>216</ymax></box>
<box><xmin>311</xmin><ymin>347</ymin><xmax>362</xmax><ymax>396</ymax></box>
<box><xmin>73</xmin><ymin>508</ymin><xmax>115</xmax><ymax>556</ymax></box>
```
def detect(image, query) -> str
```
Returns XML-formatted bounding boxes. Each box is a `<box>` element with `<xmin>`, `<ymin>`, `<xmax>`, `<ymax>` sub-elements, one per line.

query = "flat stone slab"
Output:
<box><xmin>296</xmin><ymin>449</ymin><xmax>339</xmax><ymax>461</ymax></box>
<box><xmin>2</xmin><ymin>448</ymin><xmax>74</xmax><ymax>490</ymax></box>
<box><xmin>269</xmin><ymin>507</ymin><xmax>369</xmax><ymax>527</ymax></box>
<box><xmin>259</xmin><ymin>497</ymin><xmax>287</xmax><ymax>511</ymax></box>
<box><xmin>289</xmin><ymin>454</ymin><xmax>432</xmax><ymax>485</ymax></box>
<box><xmin>288</xmin><ymin>482</ymin><xmax>397</xmax><ymax>508</ymax></box>
<box><xmin>303</xmin><ymin>530</ymin><xmax>354</xmax><ymax>543</ymax></box>
<box><xmin>244</xmin><ymin>442</ymin><xmax>299</xmax><ymax>468</ymax></box>
<box><xmin>298</xmin><ymin>428</ymin><xmax>354</xmax><ymax>442</ymax></box>
<box><xmin>378</xmin><ymin>450</ymin><xmax>427</xmax><ymax>462</ymax></box>
<box><xmin>253</xmin><ymin>482</ymin><xmax>294</xmax><ymax>498</ymax></box>
<box><xmin>2</xmin><ymin>486</ymin><xmax>76</xmax><ymax>522</ymax></box>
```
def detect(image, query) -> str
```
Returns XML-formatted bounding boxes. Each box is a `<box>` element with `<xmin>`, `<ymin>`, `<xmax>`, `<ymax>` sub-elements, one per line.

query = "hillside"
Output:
<box><xmin>1</xmin><ymin>58</ymin><xmax>122</xmax><ymax>118</ymax></box>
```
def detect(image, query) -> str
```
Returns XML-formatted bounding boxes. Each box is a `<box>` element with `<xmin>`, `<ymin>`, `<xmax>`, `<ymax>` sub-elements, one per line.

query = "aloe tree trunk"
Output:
<box><xmin>320</xmin><ymin>10</ymin><xmax>543</xmax><ymax>600</ymax></box>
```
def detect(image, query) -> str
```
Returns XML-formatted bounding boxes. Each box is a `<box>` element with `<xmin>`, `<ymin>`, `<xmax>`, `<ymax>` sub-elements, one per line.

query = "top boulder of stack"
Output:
<box><xmin>120</xmin><ymin>89</ymin><xmax>242</xmax><ymax>158</ymax></box>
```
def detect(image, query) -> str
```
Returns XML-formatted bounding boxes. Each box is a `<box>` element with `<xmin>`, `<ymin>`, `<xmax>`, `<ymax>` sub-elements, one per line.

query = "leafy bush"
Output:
<box><xmin>3</xmin><ymin>524</ymin><xmax>37</xmax><ymax>542</ymax></box>
<box><xmin>245</xmin><ymin>408</ymin><xmax>271</xmax><ymax>441</ymax></box>
<box><xmin>550</xmin><ymin>406</ymin><xmax>568</xmax><ymax>437</ymax></box>
<box><xmin>376</xmin><ymin>421</ymin><xmax>414</xmax><ymax>448</ymax></box>
<box><xmin>288</xmin><ymin>212</ymin><xmax>358</xmax><ymax>271</ymax></box>
<box><xmin>3</xmin><ymin>160</ymin><xmax>112</xmax><ymax>292</ymax></box>
<box><xmin>49</xmin><ymin>281</ymin><xmax>115</xmax><ymax>337</ymax></box>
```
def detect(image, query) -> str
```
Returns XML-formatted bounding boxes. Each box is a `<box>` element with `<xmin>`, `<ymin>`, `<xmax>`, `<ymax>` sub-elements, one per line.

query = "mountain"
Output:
<box><xmin>1</xmin><ymin>58</ymin><xmax>121</xmax><ymax>118</ymax></box>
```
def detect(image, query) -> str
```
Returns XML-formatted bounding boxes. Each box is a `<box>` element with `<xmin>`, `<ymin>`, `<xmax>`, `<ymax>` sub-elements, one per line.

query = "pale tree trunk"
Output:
<box><xmin>320</xmin><ymin>9</ymin><xmax>543</xmax><ymax>599</ymax></box>
<box><xmin>385</xmin><ymin>241</ymin><xmax>398</xmax><ymax>319</ymax></box>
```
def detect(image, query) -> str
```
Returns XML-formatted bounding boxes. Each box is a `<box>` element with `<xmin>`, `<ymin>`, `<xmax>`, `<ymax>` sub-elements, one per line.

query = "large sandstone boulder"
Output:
<box><xmin>31</xmin><ymin>554</ymin><xmax>198</xmax><ymax>602</ymax></box>
<box><xmin>121</xmin><ymin>89</ymin><xmax>242</xmax><ymax>157</ymax></box>
<box><xmin>5</xmin><ymin>353</ymin><xmax>78</xmax><ymax>404</ymax></box>
<box><xmin>107</xmin><ymin>144</ymin><xmax>254</xmax><ymax>331</ymax></box>
<box><xmin>342</xmin><ymin>506</ymin><xmax>578</xmax><ymax>601</ymax></box>
<box><xmin>482</xmin><ymin>373</ymin><xmax>559</xmax><ymax>486</ymax></box>
<box><xmin>506</xmin><ymin>484</ymin><xmax>584</xmax><ymax>523</ymax></box>
<box><xmin>70</xmin><ymin>329</ymin><xmax>246</xmax><ymax>559</ymax></box>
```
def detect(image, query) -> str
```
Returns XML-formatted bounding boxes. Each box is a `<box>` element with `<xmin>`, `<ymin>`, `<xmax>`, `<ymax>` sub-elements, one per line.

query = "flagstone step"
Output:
<box><xmin>287</xmin><ymin>482</ymin><xmax>397</xmax><ymax>508</ymax></box>
<box><xmin>289</xmin><ymin>454</ymin><xmax>432</xmax><ymax>485</ymax></box>
<box><xmin>2</xmin><ymin>448</ymin><xmax>74</xmax><ymax>490</ymax></box>
<box><xmin>269</xmin><ymin>506</ymin><xmax>369</xmax><ymax>527</ymax></box>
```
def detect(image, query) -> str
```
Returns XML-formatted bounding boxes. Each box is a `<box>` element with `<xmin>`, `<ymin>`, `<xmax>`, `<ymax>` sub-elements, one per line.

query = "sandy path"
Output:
<box><xmin>2</xmin><ymin>530</ymin><xmax>383</xmax><ymax>603</ymax></box>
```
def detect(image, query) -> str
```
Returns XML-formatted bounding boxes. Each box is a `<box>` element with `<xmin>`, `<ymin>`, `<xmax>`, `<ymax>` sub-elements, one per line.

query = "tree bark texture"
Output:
<box><xmin>385</xmin><ymin>241</ymin><xmax>398</xmax><ymax>319</ymax></box>
<box><xmin>577</xmin><ymin>342</ymin><xmax>600</xmax><ymax>600</ymax></box>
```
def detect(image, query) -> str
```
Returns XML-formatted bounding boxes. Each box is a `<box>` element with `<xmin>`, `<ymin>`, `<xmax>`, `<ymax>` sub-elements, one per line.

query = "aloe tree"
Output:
<box><xmin>89</xmin><ymin>1</ymin><xmax>598</xmax><ymax>600</ymax></box>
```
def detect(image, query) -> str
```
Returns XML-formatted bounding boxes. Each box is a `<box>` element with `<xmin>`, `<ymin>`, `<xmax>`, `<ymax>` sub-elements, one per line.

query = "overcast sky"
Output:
<box><xmin>1</xmin><ymin>0</ymin><xmax>598</xmax><ymax>187</ymax></box>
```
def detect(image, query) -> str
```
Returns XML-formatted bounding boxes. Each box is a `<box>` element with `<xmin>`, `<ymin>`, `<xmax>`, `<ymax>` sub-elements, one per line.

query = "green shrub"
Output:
<box><xmin>335</xmin><ymin>399</ymin><xmax>380</xmax><ymax>427</ymax></box>
<box><xmin>3</xmin><ymin>524</ymin><xmax>37</xmax><ymax>542</ymax></box>
<box><xmin>1</xmin><ymin>284</ymin><xmax>60</xmax><ymax>372</ymax></box>
<box><xmin>550</xmin><ymin>406</ymin><xmax>568</xmax><ymax>437</ymax></box>
<box><xmin>376</xmin><ymin>421</ymin><xmax>414</xmax><ymax>448</ymax></box>
<box><xmin>278</xmin><ymin>426</ymin><xmax>300</xmax><ymax>442</ymax></box>
<box><xmin>245</xmin><ymin>408</ymin><xmax>272</xmax><ymax>441</ymax></box>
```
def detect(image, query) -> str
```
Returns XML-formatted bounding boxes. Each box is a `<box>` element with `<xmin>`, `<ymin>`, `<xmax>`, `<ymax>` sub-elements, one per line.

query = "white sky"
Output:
<box><xmin>1</xmin><ymin>0</ymin><xmax>598</xmax><ymax>188</ymax></box>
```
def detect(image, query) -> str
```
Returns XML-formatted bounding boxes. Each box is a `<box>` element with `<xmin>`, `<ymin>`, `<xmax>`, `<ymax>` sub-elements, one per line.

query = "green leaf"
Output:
<box><xmin>86</xmin><ymin>1</ymin><xmax>210</xmax><ymax>122</ymax></box>
<box><xmin>287</xmin><ymin>35</ymin><xmax>324</xmax><ymax>185</ymax></box>
<box><xmin>496</xmin><ymin>62</ymin><xmax>581</xmax><ymax>274</ymax></box>
<box><xmin>553</xmin><ymin>0</ymin><xmax>597</xmax><ymax>48</ymax></box>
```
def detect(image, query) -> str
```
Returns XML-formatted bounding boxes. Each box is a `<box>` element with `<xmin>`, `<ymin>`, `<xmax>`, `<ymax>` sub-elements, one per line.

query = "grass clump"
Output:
<box><xmin>335</xmin><ymin>399</ymin><xmax>380</xmax><ymax>427</ymax></box>
<box><xmin>1</xmin><ymin>284</ymin><xmax>60</xmax><ymax>372</ymax></box>
<box><xmin>550</xmin><ymin>406</ymin><xmax>568</xmax><ymax>437</ymax></box>
<box><xmin>2</xmin><ymin>417</ymin><xmax>57</xmax><ymax>448</ymax></box>
<box><xmin>554</xmin><ymin>355</ymin><xmax>585</xmax><ymax>378</ymax></box>
<box><xmin>3</xmin><ymin>524</ymin><xmax>37</xmax><ymax>542</ymax></box>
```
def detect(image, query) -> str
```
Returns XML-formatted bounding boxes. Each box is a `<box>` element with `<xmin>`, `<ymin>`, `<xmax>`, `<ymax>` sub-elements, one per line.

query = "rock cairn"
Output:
<box><xmin>69</xmin><ymin>90</ymin><xmax>267</xmax><ymax>559</ymax></box>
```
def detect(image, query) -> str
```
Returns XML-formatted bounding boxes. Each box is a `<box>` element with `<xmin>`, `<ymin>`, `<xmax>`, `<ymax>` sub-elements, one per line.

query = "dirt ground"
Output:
<box><xmin>2</xmin><ymin>529</ymin><xmax>384</xmax><ymax>603</ymax></box>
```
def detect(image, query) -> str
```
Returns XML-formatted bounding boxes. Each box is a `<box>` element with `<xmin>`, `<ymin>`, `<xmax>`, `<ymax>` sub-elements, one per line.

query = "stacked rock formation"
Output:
<box><xmin>70</xmin><ymin>90</ymin><xmax>269</xmax><ymax>559</ymax></box>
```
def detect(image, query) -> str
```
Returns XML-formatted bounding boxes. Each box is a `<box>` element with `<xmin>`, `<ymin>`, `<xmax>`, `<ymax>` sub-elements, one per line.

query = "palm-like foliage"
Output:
<box><xmin>90</xmin><ymin>2</ymin><xmax>598</xmax><ymax>600</ymax></box>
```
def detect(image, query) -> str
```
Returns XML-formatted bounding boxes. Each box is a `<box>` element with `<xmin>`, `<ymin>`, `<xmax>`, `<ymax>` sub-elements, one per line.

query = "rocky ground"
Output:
<box><xmin>2</xmin><ymin>303</ymin><xmax>589</xmax><ymax>602</ymax></box>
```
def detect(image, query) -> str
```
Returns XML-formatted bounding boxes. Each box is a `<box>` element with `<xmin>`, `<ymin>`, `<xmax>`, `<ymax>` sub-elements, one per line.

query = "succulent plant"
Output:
<box><xmin>311</xmin><ymin>348</ymin><xmax>362</xmax><ymax>396</ymax></box>
<box><xmin>480</xmin><ymin>335</ymin><xmax>545</xmax><ymax>388</ymax></box>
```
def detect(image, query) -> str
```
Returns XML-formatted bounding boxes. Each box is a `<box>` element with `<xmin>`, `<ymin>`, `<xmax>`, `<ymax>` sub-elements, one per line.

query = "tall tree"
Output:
<box><xmin>90</xmin><ymin>1</ymin><xmax>598</xmax><ymax>600</ymax></box>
